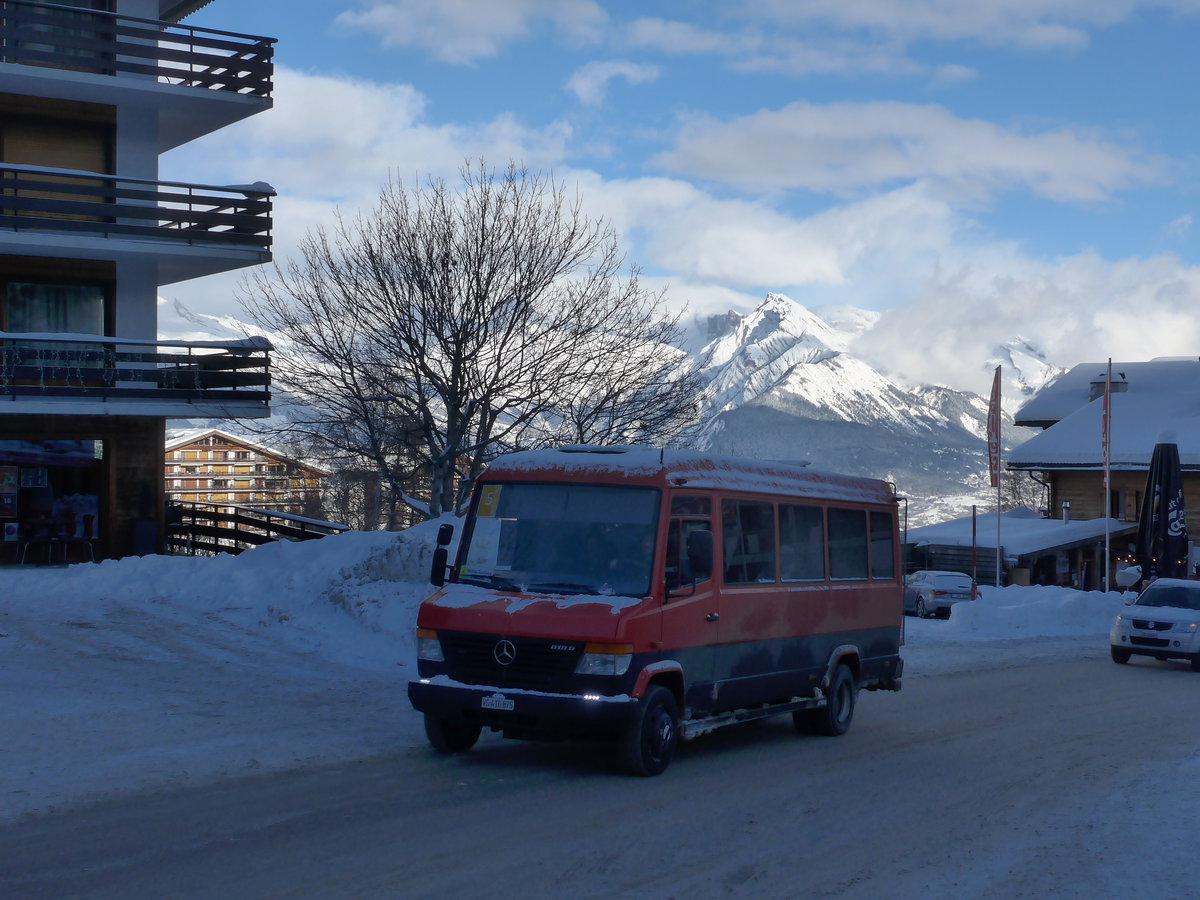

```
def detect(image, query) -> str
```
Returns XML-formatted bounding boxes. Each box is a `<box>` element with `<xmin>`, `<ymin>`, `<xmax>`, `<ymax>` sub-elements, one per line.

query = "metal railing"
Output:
<box><xmin>0</xmin><ymin>162</ymin><xmax>273</xmax><ymax>250</ymax></box>
<box><xmin>166</xmin><ymin>502</ymin><xmax>349</xmax><ymax>556</ymax></box>
<box><xmin>0</xmin><ymin>333</ymin><xmax>271</xmax><ymax>409</ymax></box>
<box><xmin>0</xmin><ymin>0</ymin><xmax>274</xmax><ymax>97</ymax></box>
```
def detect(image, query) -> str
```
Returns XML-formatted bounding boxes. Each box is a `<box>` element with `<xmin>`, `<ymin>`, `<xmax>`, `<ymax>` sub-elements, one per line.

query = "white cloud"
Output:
<box><xmin>165</xmin><ymin>67</ymin><xmax>571</xmax><ymax>207</ymax></box>
<box><xmin>657</xmin><ymin>101</ymin><xmax>1162</xmax><ymax>202</ymax></box>
<box><xmin>1166</xmin><ymin>213</ymin><xmax>1193</xmax><ymax>239</ymax></box>
<box><xmin>335</xmin><ymin>0</ymin><xmax>606</xmax><ymax>64</ymax></box>
<box><xmin>851</xmin><ymin>250</ymin><xmax>1200</xmax><ymax>395</ymax></box>
<box><xmin>625</xmin><ymin>17</ymin><xmax>760</xmax><ymax>56</ymax></box>
<box><xmin>736</xmin><ymin>0</ymin><xmax>1170</xmax><ymax>48</ymax></box>
<box><xmin>566</xmin><ymin>59</ymin><xmax>660</xmax><ymax>106</ymax></box>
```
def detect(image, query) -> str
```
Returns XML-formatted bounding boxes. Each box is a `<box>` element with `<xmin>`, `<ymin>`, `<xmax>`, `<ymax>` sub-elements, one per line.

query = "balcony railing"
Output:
<box><xmin>0</xmin><ymin>0</ymin><xmax>274</xmax><ymax>97</ymax></box>
<box><xmin>0</xmin><ymin>162</ymin><xmax>272</xmax><ymax>250</ymax></box>
<box><xmin>0</xmin><ymin>333</ymin><xmax>271</xmax><ymax>410</ymax></box>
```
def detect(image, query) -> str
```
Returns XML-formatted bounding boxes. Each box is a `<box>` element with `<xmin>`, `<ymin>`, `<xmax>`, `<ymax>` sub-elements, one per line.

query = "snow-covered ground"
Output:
<box><xmin>1</xmin><ymin>524</ymin><xmax>1133</xmax><ymax>828</ymax></box>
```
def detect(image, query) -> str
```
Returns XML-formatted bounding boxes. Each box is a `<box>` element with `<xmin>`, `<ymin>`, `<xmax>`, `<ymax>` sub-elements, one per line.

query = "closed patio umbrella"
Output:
<box><xmin>1135</xmin><ymin>437</ymin><xmax>1189</xmax><ymax>581</ymax></box>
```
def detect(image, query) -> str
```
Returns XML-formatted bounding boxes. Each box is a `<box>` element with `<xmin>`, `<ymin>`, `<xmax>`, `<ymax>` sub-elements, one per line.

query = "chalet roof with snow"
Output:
<box><xmin>1009</xmin><ymin>357</ymin><xmax>1200</xmax><ymax>470</ymax></box>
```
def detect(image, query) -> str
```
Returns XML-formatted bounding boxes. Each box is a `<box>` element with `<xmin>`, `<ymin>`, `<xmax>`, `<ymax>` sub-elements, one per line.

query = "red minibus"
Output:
<box><xmin>408</xmin><ymin>445</ymin><xmax>904</xmax><ymax>775</ymax></box>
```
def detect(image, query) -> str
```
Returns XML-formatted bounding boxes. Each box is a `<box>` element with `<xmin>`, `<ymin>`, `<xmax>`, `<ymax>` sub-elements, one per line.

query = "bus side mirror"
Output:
<box><xmin>687</xmin><ymin>530</ymin><xmax>713</xmax><ymax>580</ymax></box>
<box><xmin>430</xmin><ymin>523</ymin><xmax>454</xmax><ymax>586</ymax></box>
<box><xmin>430</xmin><ymin>547</ymin><xmax>448</xmax><ymax>587</ymax></box>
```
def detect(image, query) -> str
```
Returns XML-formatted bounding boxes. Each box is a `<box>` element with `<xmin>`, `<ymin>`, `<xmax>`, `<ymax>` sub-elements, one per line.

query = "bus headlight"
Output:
<box><xmin>416</xmin><ymin>627</ymin><xmax>444</xmax><ymax>662</ymax></box>
<box><xmin>574</xmin><ymin>643</ymin><xmax>634</xmax><ymax>676</ymax></box>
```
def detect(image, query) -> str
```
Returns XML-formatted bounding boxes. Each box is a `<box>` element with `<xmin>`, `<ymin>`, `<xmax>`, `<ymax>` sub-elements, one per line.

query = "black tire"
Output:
<box><xmin>424</xmin><ymin>714</ymin><xmax>482</xmax><ymax>753</ymax></box>
<box><xmin>1191</xmin><ymin>656</ymin><xmax>1200</xmax><ymax>673</ymax></box>
<box><xmin>915</xmin><ymin>597</ymin><xmax>928</xmax><ymax>619</ymax></box>
<box><xmin>621</xmin><ymin>685</ymin><xmax>679</xmax><ymax>776</ymax></box>
<box><xmin>1110</xmin><ymin>646</ymin><xmax>1131</xmax><ymax>665</ymax></box>
<box><xmin>812</xmin><ymin>665</ymin><xmax>857</xmax><ymax>737</ymax></box>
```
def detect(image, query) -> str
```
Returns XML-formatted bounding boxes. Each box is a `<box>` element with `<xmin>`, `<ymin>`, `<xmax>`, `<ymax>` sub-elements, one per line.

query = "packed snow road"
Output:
<box><xmin>3</xmin><ymin>649</ymin><xmax>1197</xmax><ymax>900</ymax></box>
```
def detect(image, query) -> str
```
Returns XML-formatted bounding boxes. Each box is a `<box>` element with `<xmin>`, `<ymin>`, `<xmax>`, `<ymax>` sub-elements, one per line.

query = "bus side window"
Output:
<box><xmin>723</xmin><ymin>499</ymin><xmax>777</xmax><ymax>584</ymax></box>
<box><xmin>666</xmin><ymin>517</ymin><xmax>712</xmax><ymax>590</ymax></box>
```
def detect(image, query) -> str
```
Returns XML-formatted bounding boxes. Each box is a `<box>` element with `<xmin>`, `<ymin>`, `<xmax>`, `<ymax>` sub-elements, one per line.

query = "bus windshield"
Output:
<box><xmin>457</xmin><ymin>483</ymin><xmax>660</xmax><ymax>598</ymax></box>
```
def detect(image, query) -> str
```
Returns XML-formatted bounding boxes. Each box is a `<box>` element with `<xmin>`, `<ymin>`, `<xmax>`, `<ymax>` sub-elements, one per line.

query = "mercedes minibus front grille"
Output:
<box><xmin>439</xmin><ymin>632</ymin><xmax>583</xmax><ymax>691</ymax></box>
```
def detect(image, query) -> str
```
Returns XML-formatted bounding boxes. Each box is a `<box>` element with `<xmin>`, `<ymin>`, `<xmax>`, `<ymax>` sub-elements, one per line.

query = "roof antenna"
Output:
<box><xmin>659</xmin><ymin>446</ymin><xmax>664</xmax><ymax>465</ymax></box>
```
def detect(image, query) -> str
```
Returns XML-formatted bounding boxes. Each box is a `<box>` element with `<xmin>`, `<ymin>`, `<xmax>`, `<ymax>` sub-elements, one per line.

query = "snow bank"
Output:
<box><xmin>0</xmin><ymin>522</ymin><xmax>1133</xmax><ymax>823</ymax></box>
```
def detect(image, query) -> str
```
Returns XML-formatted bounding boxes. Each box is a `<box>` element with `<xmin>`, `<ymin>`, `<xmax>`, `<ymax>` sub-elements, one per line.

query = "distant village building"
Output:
<box><xmin>165</xmin><ymin>430</ymin><xmax>327</xmax><ymax>517</ymax></box>
<box><xmin>1008</xmin><ymin>358</ymin><xmax>1200</xmax><ymax>524</ymax></box>
<box><xmin>905</xmin><ymin>358</ymin><xmax>1200</xmax><ymax>591</ymax></box>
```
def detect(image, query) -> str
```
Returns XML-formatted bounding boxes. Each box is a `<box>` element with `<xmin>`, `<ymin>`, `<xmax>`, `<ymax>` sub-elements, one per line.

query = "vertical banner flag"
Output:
<box><xmin>987</xmin><ymin>365</ymin><xmax>1002</xmax><ymax>488</ymax></box>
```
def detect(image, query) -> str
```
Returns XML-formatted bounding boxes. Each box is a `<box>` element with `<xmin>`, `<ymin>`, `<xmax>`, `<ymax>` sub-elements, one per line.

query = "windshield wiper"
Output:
<box><xmin>455</xmin><ymin>573</ymin><xmax>521</xmax><ymax>591</ymax></box>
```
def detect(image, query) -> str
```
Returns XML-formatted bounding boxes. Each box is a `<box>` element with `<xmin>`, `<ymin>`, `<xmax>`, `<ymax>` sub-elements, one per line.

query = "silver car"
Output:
<box><xmin>1110</xmin><ymin>578</ymin><xmax>1200</xmax><ymax>671</ymax></box>
<box><xmin>903</xmin><ymin>570</ymin><xmax>977</xmax><ymax>619</ymax></box>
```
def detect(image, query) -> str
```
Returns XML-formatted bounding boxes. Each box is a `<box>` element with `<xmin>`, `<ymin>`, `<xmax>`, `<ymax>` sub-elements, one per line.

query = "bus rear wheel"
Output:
<box><xmin>795</xmin><ymin>665</ymin><xmax>857</xmax><ymax>737</ymax></box>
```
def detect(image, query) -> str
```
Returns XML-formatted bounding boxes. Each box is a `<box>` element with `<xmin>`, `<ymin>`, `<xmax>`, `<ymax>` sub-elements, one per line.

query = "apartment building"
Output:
<box><xmin>165</xmin><ymin>429</ymin><xmax>326</xmax><ymax>516</ymax></box>
<box><xmin>0</xmin><ymin>0</ymin><xmax>275</xmax><ymax>562</ymax></box>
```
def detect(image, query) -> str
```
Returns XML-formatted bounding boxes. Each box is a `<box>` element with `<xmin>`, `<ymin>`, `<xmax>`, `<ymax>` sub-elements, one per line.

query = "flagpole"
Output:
<box><xmin>996</xmin><ymin>392</ymin><xmax>1002</xmax><ymax>589</ymax></box>
<box><xmin>987</xmin><ymin>365</ymin><xmax>1003</xmax><ymax>587</ymax></box>
<box><xmin>1103</xmin><ymin>359</ymin><xmax>1112</xmax><ymax>591</ymax></box>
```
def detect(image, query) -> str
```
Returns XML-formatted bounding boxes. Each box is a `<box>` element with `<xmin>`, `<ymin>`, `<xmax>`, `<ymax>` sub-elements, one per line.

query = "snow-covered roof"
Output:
<box><xmin>485</xmin><ymin>446</ymin><xmax>896</xmax><ymax>505</ymax></box>
<box><xmin>1007</xmin><ymin>391</ymin><xmax>1200</xmax><ymax>469</ymax></box>
<box><xmin>1014</xmin><ymin>358</ymin><xmax>1200</xmax><ymax>427</ymax></box>
<box><xmin>905</xmin><ymin>506</ymin><xmax>1135</xmax><ymax>556</ymax></box>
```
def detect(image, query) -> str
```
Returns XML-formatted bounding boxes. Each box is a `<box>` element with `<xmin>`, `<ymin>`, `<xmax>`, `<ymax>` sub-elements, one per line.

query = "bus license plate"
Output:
<box><xmin>482</xmin><ymin>693</ymin><xmax>514</xmax><ymax>711</ymax></box>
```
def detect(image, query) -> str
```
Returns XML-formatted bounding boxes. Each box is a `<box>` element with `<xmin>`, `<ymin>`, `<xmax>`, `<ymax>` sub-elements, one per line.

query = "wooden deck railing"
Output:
<box><xmin>0</xmin><ymin>333</ymin><xmax>271</xmax><ymax>409</ymax></box>
<box><xmin>166</xmin><ymin>502</ymin><xmax>348</xmax><ymax>556</ymax></box>
<box><xmin>0</xmin><ymin>163</ymin><xmax>273</xmax><ymax>250</ymax></box>
<box><xmin>0</xmin><ymin>0</ymin><xmax>274</xmax><ymax>97</ymax></box>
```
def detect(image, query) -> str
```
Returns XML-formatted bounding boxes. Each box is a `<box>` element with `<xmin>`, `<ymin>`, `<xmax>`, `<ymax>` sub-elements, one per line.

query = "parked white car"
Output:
<box><xmin>1110</xmin><ymin>577</ymin><xmax>1200</xmax><ymax>671</ymax></box>
<box><xmin>903</xmin><ymin>570</ymin><xmax>977</xmax><ymax>618</ymax></box>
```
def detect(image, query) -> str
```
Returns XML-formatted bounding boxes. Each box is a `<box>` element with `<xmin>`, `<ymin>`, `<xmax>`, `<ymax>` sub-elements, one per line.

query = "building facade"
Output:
<box><xmin>1008</xmin><ymin>358</ymin><xmax>1200</xmax><ymax>586</ymax></box>
<box><xmin>0</xmin><ymin>1</ymin><xmax>275</xmax><ymax>562</ymax></box>
<box><xmin>165</xmin><ymin>429</ymin><xmax>326</xmax><ymax>516</ymax></box>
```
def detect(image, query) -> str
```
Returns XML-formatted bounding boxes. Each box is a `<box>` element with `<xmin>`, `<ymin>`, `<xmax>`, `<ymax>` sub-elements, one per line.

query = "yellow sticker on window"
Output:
<box><xmin>477</xmin><ymin>484</ymin><xmax>502</xmax><ymax>517</ymax></box>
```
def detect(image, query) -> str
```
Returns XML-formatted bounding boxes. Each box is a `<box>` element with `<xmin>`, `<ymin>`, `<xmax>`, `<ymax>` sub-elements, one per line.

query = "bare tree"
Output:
<box><xmin>241</xmin><ymin>161</ymin><xmax>698</xmax><ymax>520</ymax></box>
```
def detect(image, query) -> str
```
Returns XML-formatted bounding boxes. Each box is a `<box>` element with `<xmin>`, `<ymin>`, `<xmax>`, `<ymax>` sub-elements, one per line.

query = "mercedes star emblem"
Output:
<box><xmin>493</xmin><ymin>639</ymin><xmax>517</xmax><ymax>666</ymax></box>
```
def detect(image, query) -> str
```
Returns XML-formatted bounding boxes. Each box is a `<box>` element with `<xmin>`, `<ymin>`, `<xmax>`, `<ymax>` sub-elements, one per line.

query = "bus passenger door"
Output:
<box><xmin>659</xmin><ymin>506</ymin><xmax>718</xmax><ymax>716</ymax></box>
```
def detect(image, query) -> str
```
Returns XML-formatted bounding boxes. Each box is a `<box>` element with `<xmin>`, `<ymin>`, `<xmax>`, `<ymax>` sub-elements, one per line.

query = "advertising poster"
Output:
<box><xmin>0</xmin><ymin>466</ymin><xmax>17</xmax><ymax>519</ymax></box>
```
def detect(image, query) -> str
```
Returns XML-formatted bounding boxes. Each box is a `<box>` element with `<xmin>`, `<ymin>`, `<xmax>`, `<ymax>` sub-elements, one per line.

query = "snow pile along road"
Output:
<box><xmin>0</xmin><ymin>522</ymin><xmax>1129</xmax><ymax>823</ymax></box>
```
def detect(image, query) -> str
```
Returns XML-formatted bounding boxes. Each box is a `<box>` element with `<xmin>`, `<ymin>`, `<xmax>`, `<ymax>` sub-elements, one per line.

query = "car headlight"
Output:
<box><xmin>1177</xmin><ymin>622</ymin><xmax>1199</xmax><ymax>634</ymax></box>
<box><xmin>1113</xmin><ymin>615</ymin><xmax>1126</xmax><ymax>625</ymax></box>
<box><xmin>416</xmin><ymin>627</ymin><xmax>444</xmax><ymax>662</ymax></box>
<box><xmin>574</xmin><ymin>643</ymin><xmax>633</xmax><ymax>676</ymax></box>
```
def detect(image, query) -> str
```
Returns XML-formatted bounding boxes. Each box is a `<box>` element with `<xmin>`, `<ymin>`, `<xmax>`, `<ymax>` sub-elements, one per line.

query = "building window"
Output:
<box><xmin>4</xmin><ymin>281</ymin><xmax>104</xmax><ymax>334</ymax></box>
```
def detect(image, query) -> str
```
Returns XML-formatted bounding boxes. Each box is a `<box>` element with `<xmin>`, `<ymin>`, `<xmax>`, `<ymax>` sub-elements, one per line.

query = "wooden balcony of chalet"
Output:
<box><xmin>0</xmin><ymin>0</ymin><xmax>274</xmax><ymax>98</ymax></box>
<box><xmin>0</xmin><ymin>333</ymin><xmax>272</xmax><ymax>417</ymax></box>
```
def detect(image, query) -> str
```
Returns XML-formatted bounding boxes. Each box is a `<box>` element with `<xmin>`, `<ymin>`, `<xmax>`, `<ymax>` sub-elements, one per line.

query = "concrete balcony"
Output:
<box><xmin>0</xmin><ymin>0</ymin><xmax>275</xmax><ymax>149</ymax></box>
<box><xmin>0</xmin><ymin>162</ymin><xmax>272</xmax><ymax>283</ymax></box>
<box><xmin>0</xmin><ymin>332</ymin><xmax>272</xmax><ymax>418</ymax></box>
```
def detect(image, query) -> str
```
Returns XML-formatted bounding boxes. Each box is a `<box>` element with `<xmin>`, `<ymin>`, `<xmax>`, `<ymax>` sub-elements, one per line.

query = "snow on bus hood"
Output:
<box><xmin>427</xmin><ymin>583</ymin><xmax>644</xmax><ymax>615</ymax></box>
<box><xmin>420</xmin><ymin>584</ymin><xmax>648</xmax><ymax>641</ymax></box>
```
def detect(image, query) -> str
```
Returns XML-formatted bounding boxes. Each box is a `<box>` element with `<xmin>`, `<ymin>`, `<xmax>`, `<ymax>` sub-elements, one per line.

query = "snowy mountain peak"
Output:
<box><xmin>987</xmin><ymin>336</ymin><xmax>1065</xmax><ymax>410</ymax></box>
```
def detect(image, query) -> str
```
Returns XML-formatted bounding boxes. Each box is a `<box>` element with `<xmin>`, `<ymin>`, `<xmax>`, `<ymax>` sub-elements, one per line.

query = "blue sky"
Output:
<box><xmin>164</xmin><ymin>0</ymin><xmax>1200</xmax><ymax>394</ymax></box>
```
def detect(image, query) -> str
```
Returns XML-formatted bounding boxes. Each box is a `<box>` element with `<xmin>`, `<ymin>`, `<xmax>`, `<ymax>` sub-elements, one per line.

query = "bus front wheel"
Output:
<box><xmin>621</xmin><ymin>686</ymin><xmax>679</xmax><ymax>776</ymax></box>
<box><xmin>424</xmin><ymin>714</ymin><xmax>482</xmax><ymax>753</ymax></box>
